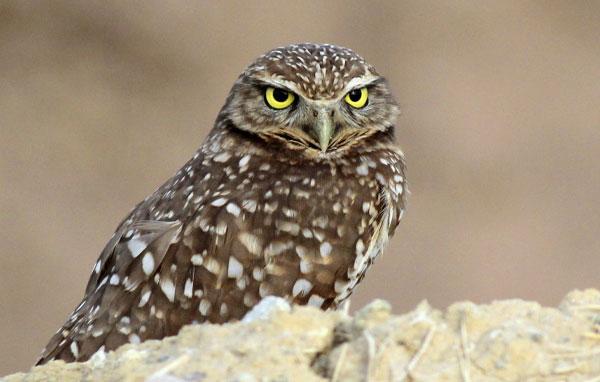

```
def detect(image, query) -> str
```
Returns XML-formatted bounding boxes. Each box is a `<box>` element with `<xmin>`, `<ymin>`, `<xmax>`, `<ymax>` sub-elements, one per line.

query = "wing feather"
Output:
<box><xmin>36</xmin><ymin>220</ymin><xmax>182</xmax><ymax>364</ymax></box>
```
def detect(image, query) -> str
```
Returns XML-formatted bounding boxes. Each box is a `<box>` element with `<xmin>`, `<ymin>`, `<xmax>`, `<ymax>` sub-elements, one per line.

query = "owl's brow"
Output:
<box><xmin>248</xmin><ymin>78</ymin><xmax>296</xmax><ymax>93</ymax></box>
<box><xmin>251</xmin><ymin>75</ymin><xmax>382</xmax><ymax>101</ymax></box>
<box><xmin>342</xmin><ymin>75</ymin><xmax>381</xmax><ymax>94</ymax></box>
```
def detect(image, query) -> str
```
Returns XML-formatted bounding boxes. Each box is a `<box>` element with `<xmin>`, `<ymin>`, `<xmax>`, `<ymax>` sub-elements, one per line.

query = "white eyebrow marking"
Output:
<box><xmin>257</xmin><ymin>74</ymin><xmax>378</xmax><ymax>102</ymax></box>
<box><xmin>343</xmin><ymin>75</ymin><xmax>379</xmax><ymax>93</ymax></box>
<box><xmin>259</xmin><ymin>78</ymin><xmax>299</xmax><ymax>93</ymax></box>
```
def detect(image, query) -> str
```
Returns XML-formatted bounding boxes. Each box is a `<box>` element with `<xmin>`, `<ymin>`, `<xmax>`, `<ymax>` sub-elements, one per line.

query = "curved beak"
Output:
<box><xmin>313</xmin><ymin>109</ymin><xmax>334</xmax><ymax>152</ymax></box>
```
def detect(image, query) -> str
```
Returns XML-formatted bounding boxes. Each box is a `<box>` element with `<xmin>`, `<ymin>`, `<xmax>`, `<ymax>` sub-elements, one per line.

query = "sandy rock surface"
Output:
<box><xmin>3</xmin><ymin>290</ymin><xmax>599</xmax><ymax>382</ymax></box>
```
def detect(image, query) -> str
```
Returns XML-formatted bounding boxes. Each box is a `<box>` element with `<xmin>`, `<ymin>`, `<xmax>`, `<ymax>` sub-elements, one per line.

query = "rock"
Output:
<box><xmin>241</xmin><ymin>296</ymin><xmax>292</xmax><ymax>323</ymax></box>
<box><xmin>3</xmin><ymin>289</ymin><xmax>599</xmax><ymax>381</ymax></box>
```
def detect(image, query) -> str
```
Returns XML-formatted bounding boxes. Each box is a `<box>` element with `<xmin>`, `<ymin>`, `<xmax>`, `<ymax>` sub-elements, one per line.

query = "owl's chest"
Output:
<box><xmin>149</xmin><ymin>149</ymin><xmax>402</xmax><ymax>312</ymax></box>
<box><xmin>229</xmin><ymin>160</ymin><xmax>381</xmax><ymax>229</ymax></box>
<box><xmin>202</xmin><ymin>160</ymin><xmax>386</xmax><ymax>305</ymax></box>
<box><xmin>173</xmin><ymin>153</ymin><xmax>393</xmax><ymax>254</ymax></box>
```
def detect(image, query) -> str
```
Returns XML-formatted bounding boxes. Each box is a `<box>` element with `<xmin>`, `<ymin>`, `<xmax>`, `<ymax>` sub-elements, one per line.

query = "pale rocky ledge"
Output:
<box><xmin>4</xmin><ymin>290</ymin><xmax>600</xmax><ymax>382</ymax></box>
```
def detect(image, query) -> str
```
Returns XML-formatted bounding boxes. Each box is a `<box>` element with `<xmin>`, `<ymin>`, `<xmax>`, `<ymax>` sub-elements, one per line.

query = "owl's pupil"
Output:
<box><xmin>272</xmin><ymin>88</ymin><xmax>289</xmax><ymax>102</ymax></box>
<box><xmin>348</xmin><ymin>89</ymin><xmax>362</xmax><ymax>102</ymax></box>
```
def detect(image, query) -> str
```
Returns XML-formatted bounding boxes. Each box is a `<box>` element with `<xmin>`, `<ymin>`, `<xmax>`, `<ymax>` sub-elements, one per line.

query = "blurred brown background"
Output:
<box><xmin>1</xmin><ymin>0</ymin><xmax>599</xmax><ymax>375</ymax></box>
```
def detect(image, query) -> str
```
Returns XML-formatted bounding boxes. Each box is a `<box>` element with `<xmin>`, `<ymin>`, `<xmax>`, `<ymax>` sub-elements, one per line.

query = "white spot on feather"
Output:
<box><xmin>138</xmin><ymin>290</ymin><xmax>151</xmax><ymax>307</ymax></box>
<box><xmin>203</xmin><ymin>258</ymin><xmax>221</xmax><ymax>275</ymax></box>
<box><xmin>183</xmin><ymin>278</ymin><xmax>193</xmax><ymax>298</ymax></box>
<box><xmin>92</xmin><ymin>329</ymin><xmax>104</xmax><ymax>338</ymax></box>
<box><xmin>70</xmin><ymin>342</ymin><xmax>79</xmax><ymax>358</ymax></box>
<box><xmin>242</xmin><ymin>199</ymin><xmax>257</xmax><ymax>213</ymax></box>
<box><xmin>320</xmin><ymin>242</ymin><xmax>332</xmax><ymax>257</ymax></box>
<box><xmin>109</xmin><ymin>274</ymin><xmax>120</xmax><ymax>285</ymax></box>
<box><xmin>302</xmin><ymin>228</ymin><xmax>313</xmax><ymax>238</ymax></box>
<box><xmin>292</xmin><ymin>279</ymin><xmax>313</xmax><ymax>297</ymax></box>
<box><xmin>127</xmin><ymin>239</ymin><xmax>146</xmax><ymax>258</ymax></box>
<box><xmin>252</xmin><ymin>267</ymin><xmax>264</xmax><ymax>281</ymax></box>
<box><xmin>220</xmin><ymin>303</ymin><xmax>228</xmax><ymax>316</ymax></box>
<box><xmin>160</xmin><ymin>278</ymin><xmax>176</xmax><ymax>302</ymax></box>
<box><xmin>211</xmin><ymin>197</ymin><xmax>228</xmax><ymax>207</ymax></box>
<box><xmin>191</xmin><ymin>254</ymin><xmax>203</xmax><ymax>265</ymax></box>
<box><xmin>356</xmin><ymin>239</ymin><xmax>365</xmax><ymax>256</ymax></box>
<box><xmin>199</xmin><ymin>299</ymin><xmax>211</xmax><ymax>315</ymax></box>
<box><xmin>275</xmin><ymin>220</ymin><xmax>300</xmax><ymax>235</ymax></box>
<box><xmin>215</xmin><ymin>220</ymin><xmax>228</xmax><ymax>235</ymax></box>
<box><xmin>226</xmin><ymin>202</ymin><xmax>241</xmax><ymax>217</ymax></box>
<box><xmin>300</xmin><ymin>259</ymin><xmax>313</xmax><ymax>274</ymax></box>
<box><xmin>239</xmin><ymin>232</ymin><xmax>263</xmax><ymax>256</ymax></box>
<box><xmin>213</xmin><ymin>152</ymin><xmax>231</xmax><ymax>163</ymax></box>
<box><xmin>142</xmin><ymin>253</ymin><xmax>155</xmax><ymax>275</ymax></box>
<box><xmin>238</xmin><ymin>154</ymin><xmax>251</xmax><ymax>167</ymax></box>
<box><xmin>228</xmin><ymin>257</ymin><xmax>244</xmax><ymax>279</ymax></box>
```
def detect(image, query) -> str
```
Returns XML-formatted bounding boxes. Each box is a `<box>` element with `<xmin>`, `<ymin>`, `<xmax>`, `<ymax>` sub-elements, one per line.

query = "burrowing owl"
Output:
<box><xmin>37</xmin><ymin>43</ymin><xmax>406</xmax><ymax>364</ymax></box>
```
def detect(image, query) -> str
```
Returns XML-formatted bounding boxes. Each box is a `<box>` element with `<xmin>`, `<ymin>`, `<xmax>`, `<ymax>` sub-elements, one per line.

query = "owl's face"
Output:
<box><xmin>220</xmin><ymin>43</ymin><xmax>399</xmax><ymax>157</ymax></box>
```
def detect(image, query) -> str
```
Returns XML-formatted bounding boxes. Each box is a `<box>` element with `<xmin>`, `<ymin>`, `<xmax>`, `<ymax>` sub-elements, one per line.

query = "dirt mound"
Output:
<box><xmin>4</xmin><ymin>290</ymin><xmax>599</xmax><ymax>381</ymax></box>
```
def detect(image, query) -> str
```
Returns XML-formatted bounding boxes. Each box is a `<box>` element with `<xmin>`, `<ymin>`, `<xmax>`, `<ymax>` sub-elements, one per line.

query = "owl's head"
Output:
<box><xmin>219</xmin><ymin>43</ymin><xmax>399</xmax><ymax>157</ymax></box>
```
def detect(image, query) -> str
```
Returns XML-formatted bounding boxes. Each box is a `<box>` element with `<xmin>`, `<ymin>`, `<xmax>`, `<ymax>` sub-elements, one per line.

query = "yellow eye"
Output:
<box><xmin>344</xmin><ymin>87</ymin><xmax>368</xmax><ymax>108</ymax></box>
<box><xmin>265</xmin><ymin>87</ymin><xmax>295</xmax><ymax>109</ymax></box>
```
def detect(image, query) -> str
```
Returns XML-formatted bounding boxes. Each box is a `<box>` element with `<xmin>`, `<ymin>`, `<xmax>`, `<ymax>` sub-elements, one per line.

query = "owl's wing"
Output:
<box><xmin>335</xmin><ymin>150</ymin><xmax>407</xmax><ymax>305</ymax></box>
<box><xmin>36</xmin><ymin>219</ymin><xmax>182</xmax><ymax>364</ymax></box>
<box><xmin>85</xmin><ymin>220</ymin><xmax>182</xmax><ymax>295</ymax></box>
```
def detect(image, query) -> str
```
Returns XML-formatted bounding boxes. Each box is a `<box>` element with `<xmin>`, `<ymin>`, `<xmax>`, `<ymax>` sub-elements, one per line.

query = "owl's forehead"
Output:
<box><xmin>245</xmin><ymin>43</ymin><xmax>379</xmax><ymax>100</ymax></box>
